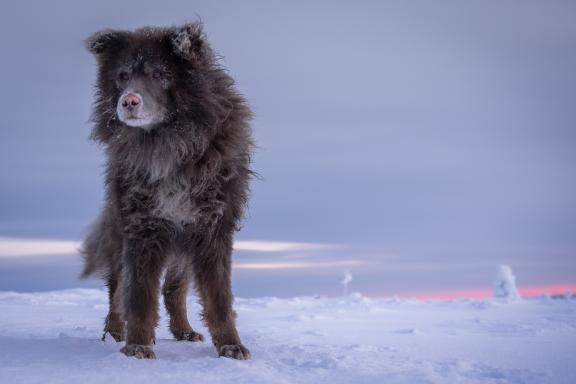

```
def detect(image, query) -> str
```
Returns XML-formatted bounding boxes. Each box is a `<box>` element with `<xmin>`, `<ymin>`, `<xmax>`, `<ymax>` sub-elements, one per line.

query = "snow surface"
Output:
<box><xmin>0</xmin><ymin>290</ymin><xmax>575</xmax><ymax>384</ymax></box>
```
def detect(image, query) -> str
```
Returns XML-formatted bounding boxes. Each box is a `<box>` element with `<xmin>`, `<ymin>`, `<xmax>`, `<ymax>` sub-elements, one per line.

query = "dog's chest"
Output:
<box><xmin>151</xmin><ymin>174</ymin><xmax>195</xmax><ymax>225</ymax></box>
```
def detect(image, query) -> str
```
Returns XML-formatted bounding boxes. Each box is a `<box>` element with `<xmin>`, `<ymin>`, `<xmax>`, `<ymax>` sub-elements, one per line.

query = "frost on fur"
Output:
<box><xmin>170</xmin><ymin>23</ymin><xmax>205</xmax><ymax>60</ymax></box>
<box><xmin>493</xmin><ymin>265</ymin><xmax>521</xmax><ymax>300</ymax></box>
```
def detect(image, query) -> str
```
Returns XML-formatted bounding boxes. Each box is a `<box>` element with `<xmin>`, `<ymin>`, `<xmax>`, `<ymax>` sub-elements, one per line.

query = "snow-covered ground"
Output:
<box><xmin>0</xmin><ymin>289</ymin><xmax>575</xmax><ymax>384</ymax></box>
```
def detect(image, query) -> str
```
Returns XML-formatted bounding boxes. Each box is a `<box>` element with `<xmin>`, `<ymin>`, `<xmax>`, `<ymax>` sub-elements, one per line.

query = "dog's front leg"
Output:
<box><xmin>120</xmin><ymin>222</ymin><xmax>168</xmax><ymax>359</ymax></box>
<box><xmin>192</xmin><ymin>230</ymin><xmax>251</xmax><ymax>360</ymax></box>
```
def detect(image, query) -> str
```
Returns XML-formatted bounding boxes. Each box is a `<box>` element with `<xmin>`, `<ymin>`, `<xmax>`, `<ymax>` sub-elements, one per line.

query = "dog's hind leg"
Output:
<box><xmin>102</xmin><ymin>272</ymin><xmax>125</xmax><ymax>342</ymax></box>
<box><xmin>162</xmin><ymin>264</ymin><xmax>204</xmax><ymax>342</ymax></box>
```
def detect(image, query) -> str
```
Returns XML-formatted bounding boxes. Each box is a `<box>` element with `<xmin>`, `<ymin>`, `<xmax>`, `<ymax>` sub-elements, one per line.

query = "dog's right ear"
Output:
<box><xmin>85</xmin><ymin>30</ymin><xmax>125</xmax><ymax>55</ymax></box>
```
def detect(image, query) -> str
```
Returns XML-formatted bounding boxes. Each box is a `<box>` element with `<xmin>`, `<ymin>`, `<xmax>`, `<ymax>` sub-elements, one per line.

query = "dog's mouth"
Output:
<box><xmin>117</xmin><ymin>116</ymin><xmax>153</xmax><ymax>129</ymax></box>
<box><xmin>125</xmin><ymin>116</ymin><xmax>147</xmax><ymax>123</ymax></box>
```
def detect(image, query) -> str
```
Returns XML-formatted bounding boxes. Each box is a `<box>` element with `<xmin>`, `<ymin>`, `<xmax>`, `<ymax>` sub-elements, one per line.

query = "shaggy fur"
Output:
<box><xmin>81</xmin><ymin>22</ymin><xmax>253</xmax><ymax>360</ymax></box>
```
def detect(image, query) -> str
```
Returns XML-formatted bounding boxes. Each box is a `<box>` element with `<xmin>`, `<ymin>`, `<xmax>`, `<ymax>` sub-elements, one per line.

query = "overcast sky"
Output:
<box><xmin>0</xmin><ymin>1</ymin><xmax>575</xmax><ymax>296</ymax></box>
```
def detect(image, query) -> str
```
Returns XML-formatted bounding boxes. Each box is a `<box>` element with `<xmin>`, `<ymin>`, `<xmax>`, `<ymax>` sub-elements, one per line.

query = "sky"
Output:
<box><xmin>0</xmin><ymin>0</ymin><xmax>575</xmax><ymax>297</ymax></box>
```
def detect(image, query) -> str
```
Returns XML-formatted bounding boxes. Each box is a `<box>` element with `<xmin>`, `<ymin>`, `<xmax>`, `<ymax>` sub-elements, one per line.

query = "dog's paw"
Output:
<box><xmin>219</xmin><ymin>344</ymin><xmax>251</xmax><ymax>360</ymax></box>
<box><xmin>175</xmin><ymin>330</ymin><xmax>204</xmax><ymax>342</ymax></box>
<box><xmin>120</xmin><ymin>344</ymin><xmax>156</xmax><ymax>359</ymax></box>
<box><xmin>102</xmin><ymin>330</ymin><xmax>125</xmax><ymax>342</ymax></box>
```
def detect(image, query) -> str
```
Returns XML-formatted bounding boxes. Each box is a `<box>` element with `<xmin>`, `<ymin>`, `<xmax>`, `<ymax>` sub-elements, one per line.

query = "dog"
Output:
<box><xmin>81</xmin><ymin>22</ymin><xmax>253</xmax><ymax>360</ymax></box>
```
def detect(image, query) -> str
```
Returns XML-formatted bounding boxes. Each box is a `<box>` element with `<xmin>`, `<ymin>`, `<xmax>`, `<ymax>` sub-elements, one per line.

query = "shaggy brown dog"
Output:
<box><xmin>81</xmin><ymin>22</ymin><xmax>253</xmax><ymax>360</ymax></box>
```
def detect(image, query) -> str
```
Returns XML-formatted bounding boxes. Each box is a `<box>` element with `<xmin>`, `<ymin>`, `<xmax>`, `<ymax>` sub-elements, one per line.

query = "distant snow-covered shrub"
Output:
<box><xmin>341</xmin><ymin>270</ymin><xmax>353</xmax><ymax>297</ymax></box>
<box><xmin>493</xmin><ymin>265</ymin><xmax>521</xmax><ymax>300</ymax></box>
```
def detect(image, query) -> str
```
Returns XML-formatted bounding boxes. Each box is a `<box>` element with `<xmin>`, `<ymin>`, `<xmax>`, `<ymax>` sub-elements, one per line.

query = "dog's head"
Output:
<box><xmin>86</xmin><ymin>23</ymin><xmax>214</xmax><ymax>131</ymax></box>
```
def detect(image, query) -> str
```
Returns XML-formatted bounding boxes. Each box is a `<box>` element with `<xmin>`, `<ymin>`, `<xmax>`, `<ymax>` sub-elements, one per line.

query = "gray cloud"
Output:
<box><xmin>0</xmin><ymin>0</ymin><xmax>575</xmax><ymax>295</ymax></box>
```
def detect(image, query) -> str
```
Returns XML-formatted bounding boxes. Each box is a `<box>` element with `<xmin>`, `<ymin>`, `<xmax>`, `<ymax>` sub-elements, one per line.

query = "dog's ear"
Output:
<box><xmin>170</xmin><ymin>23</ymin><xmax>206</xmax><ymax>61</ymax></box>
<box><xmin>85</xmin><ymin>29</ymin><xmax>125</xmax><ymax>55</ymax></box>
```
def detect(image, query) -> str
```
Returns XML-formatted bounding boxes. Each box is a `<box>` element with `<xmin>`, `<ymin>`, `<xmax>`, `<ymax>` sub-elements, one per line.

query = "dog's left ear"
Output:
<box><xmin>170</xmin><ymin>23</ymin><xmax>206</xmax><ymax>61</ymax></box>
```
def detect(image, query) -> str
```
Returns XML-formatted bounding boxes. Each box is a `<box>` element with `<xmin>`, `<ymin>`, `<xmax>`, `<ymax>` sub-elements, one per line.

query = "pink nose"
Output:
<box><xmin>121</xmin><ymin>93</ymin><xmax>142</xmax><ymax>108</ymax></box>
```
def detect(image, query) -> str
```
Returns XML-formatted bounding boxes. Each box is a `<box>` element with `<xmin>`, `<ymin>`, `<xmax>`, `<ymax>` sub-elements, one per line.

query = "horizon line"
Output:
<box><xmin>376</xmin><ymin>284</ymin><xmax>576</xmax><ymax>300</ymax></box>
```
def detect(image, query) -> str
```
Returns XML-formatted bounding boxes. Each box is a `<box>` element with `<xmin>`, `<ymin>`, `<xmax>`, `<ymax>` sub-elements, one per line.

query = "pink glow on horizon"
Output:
<box><xmin>394</xmin><ymin>284</ymin><xmax>576</xmax><ymax>300</ymax></box>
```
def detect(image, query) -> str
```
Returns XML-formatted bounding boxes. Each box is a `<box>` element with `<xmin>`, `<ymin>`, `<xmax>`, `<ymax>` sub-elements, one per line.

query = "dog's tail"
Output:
<box><xmin>79</xmin><ymin>212</ymin><xmax>118</xmax><ymax>279</ymax></box>
<box><xmin>79</xmin><ymin>220</ymin><xmax>101</xmax><ymax>279</ymax></box>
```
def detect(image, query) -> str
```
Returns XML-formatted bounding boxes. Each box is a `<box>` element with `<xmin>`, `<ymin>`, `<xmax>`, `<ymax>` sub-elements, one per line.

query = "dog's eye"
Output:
<box><xmin>152</xmin><ymin>69</ymin><xmax>163</xmax><ymax>80</ymax></box>
<box><xmin>118</xmin><ymin>72</ymin><xmax>130</xmax><ymax>81</ymax></box>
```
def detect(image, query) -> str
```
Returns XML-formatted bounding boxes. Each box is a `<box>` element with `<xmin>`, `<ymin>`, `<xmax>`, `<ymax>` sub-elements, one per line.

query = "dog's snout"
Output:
<box><xmin>121</xmin><ymin>93</ymin><xmax>142</xmax><ymax>109</ymax></box>
<box><xmin>116</xmin><ymin>91</ymin><xmax>158</xmax><ymax>128</ymax></box>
